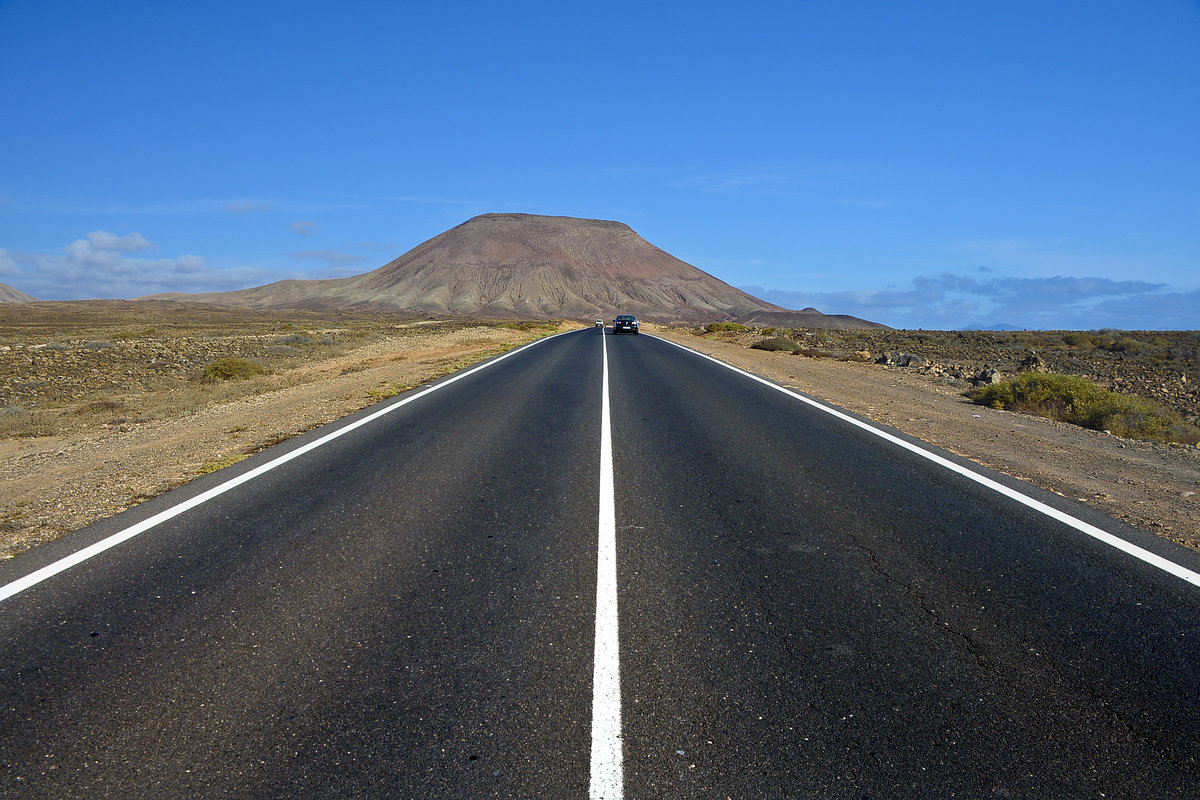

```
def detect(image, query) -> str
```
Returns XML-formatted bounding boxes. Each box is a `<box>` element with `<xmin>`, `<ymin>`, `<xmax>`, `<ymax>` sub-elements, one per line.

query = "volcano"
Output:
<box><xmin>0</xmin><ymin>283</ymin><xmax>36</xmax><ymax>303</ymax></box>
<box><xmin>153</xmin><ymin>213</ymin><xmax>883</xmax><ymax>328</ymax></box>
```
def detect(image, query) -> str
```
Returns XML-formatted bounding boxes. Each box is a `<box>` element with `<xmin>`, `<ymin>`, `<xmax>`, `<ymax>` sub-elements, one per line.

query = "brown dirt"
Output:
<box><xmin>737</xmin><ymin>326</ymin><xmax>1200</xmax><ymax>423</ymax></box>
<box><xmin>1</xmin><ymin>310</ymin><xmax>576</xmax><ymax>559</ymax></box>
<box><xmin>652</xmin><ymin>325</ymin><xmax>1200</xmax><ymax>551</ymax></box>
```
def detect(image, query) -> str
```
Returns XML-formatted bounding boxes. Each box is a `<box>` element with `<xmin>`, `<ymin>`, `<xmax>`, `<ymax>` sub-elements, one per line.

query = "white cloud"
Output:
<box><xmin>744</xmin><ymin>270</ymin><xmax>1194</xmax><ymax>330</ymax></box>
<box><xmin>63</xmin><ymin>230</ymin><xmax>155</xmax><ymax>267</ymax></box>
<box><xmin>1</xmin><ymin>230</ymin><xmax>282</xmax><ymax>299</ymax></box>
<box><xmin>87</xmin><ymin>230</ymin><xmax>153</xmax><ymax>252</ymax></box>
<box><xmin>291</xmin><ymin>220</ymin><xmax>318</xmax><ymax>236</ymax></box>
<box><xmin>0</xmin><ymin>248</ymin><xmax>19</xmax><ymax>276</ymax></box>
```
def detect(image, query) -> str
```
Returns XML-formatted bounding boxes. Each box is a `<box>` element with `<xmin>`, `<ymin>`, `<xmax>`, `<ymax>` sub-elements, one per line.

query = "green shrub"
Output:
<box><xmin>705</xmin><ymin>322</ymin><xmax>749</xmax><ymax>333</ymax></box>
<box><xmin>74</xmin><ymin>399</ymin><xmax>126</xmax><ymax>415</ymax></box>
<box><xmin>751</xmin><ymin>337</ymin><xmax>800</xmax><ymax>352</ymax></box>
<box><xmin>970</xmin><ymin>372</ymin><xmax>1200</xmax><ymax>445</ymax></box>
<box><xmin>269</xmin><ymin>333</ymin><xmax>314</xmax><ymax>346</ymax></box>
<box><xmin>1105</xmin><ymin>337</ymin><xmax>1155</xmax><ymax>355</ymax></box>
<box><xmin>200</xmin><ymin>357</ymin><xmax>268</xmax><ymax>383</ymax></box>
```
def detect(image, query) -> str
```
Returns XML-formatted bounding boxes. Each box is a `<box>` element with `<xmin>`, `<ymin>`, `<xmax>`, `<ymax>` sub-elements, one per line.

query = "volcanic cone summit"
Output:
<box><xmin>149</xmin><ymin>213</ymin><xmax>883</xmax><ymax>327</ymax></box>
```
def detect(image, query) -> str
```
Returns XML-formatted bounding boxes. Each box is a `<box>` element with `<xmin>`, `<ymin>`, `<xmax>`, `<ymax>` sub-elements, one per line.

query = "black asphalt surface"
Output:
<box><xmin>3</xmin><ymin>327</ymin><xmax>1200</xmax><ymax>799</ymax></box>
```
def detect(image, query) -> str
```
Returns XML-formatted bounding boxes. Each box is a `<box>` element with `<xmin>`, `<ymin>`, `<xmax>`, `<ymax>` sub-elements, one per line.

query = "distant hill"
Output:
<box><xmin>740</xmin><ymin>307</ymin><xmax>890</xmax><ymax>330</ymax></box>
<box><xmin>961</xmin><ymin>323</ymin><xmax>1024</xmax><ymax>332</ymax></box>
<box><xmin>0</xmin><ymin>283</ymin><xmax>36</xmax><ymax>303</ymax></box>
<box><xmin>148</xmin><ymin>213</ymin><xmax>885</xmax><ymax>328</ymax></box>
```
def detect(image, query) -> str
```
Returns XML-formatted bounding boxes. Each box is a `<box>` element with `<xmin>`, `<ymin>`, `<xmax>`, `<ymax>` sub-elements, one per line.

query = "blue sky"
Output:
<box><xmin>1</xmin><ymin>0</ymin><xmax>1197</xmax><ymax>330</ymax></box>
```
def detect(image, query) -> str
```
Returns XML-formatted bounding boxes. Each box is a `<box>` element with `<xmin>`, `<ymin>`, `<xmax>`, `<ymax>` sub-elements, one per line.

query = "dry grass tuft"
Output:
<box><xmin>201</xmin><ymin>357</ymin><xmax>269</xmax><ymax>383</ymax></box>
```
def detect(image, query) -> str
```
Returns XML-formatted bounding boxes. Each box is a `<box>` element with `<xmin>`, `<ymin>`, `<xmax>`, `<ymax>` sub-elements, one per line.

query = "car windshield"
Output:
<box><xmin>616</xmin><ymin>316</ymin><xmax>635</xmax><ymax>321</ymax></box>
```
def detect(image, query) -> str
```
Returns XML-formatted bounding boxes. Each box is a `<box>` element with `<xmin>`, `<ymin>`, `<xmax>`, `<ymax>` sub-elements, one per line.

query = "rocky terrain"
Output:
<box><xmin>146</xmin><ymin>213</ymin><xmax>883</xmax><ymax>328</ymax></box>
<box><xmin>0</xmin><ymin>302</ymin><xmax>398</xmax><ymax>422</ymax></box>
<box><xmin>0</xmin><ymin>303</ymin><xmax>571</xmax><ymax>557</ymax></box>
<box><xmin>697</xmin><ymin>325</ymin><xmax>1200</xmax><ymax>425</ymax></box>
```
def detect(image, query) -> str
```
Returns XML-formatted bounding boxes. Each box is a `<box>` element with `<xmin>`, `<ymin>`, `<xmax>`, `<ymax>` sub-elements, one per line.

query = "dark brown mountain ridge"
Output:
<box><xmin>150</xmin><ymin>213</ymin><xmax>884</xmax><ymax>328</ymax></box>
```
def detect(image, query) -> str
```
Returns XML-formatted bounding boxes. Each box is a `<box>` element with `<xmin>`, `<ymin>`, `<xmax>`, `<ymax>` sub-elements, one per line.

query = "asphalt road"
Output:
<box><xmin>2</xmin><ymin>327</ymin><xmax>1200</xmax><ymax>799</ymax></box>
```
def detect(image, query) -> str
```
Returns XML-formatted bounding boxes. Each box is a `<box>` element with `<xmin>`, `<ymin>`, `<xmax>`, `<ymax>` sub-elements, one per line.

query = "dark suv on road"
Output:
<box><xmin>612</xmin><ymin>315</ymin><xmax>639</xmax><ymax>335</ymax></box>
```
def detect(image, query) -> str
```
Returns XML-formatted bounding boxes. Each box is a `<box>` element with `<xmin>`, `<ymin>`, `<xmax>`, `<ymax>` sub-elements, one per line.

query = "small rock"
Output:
<box><xmin>1017</xmin><ymin>351</ymin><xmax>1047</xmax><ymax>373</ymax></box>
<box><xmin>972</xmin><ymin>367</ymin><xmax>1003</xmax><ymax>385</ymax></box>
<box><xmin>878</xmin><ymin>351</ymin><xmax>925</xmax><ymax>368</ymax></box>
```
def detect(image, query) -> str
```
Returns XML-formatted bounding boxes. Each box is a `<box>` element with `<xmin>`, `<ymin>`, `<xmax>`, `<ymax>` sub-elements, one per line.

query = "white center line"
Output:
<box><xmin>590</xmin><ymin>330</ymin><xmax>624</xmax><ymax>800</ymax></box>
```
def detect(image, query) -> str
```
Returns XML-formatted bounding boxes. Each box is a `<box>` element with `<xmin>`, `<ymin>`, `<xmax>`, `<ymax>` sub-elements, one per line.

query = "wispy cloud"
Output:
<box><xmin>64</xmin><ymin>231</ymin><xmax>154</xmax><ymax>261</ymax></box>
<box><xmin>0</xmin><ymin>248</ymin><xmax>19</xmax><ymax>276</ymax></box>
<box><xmin>224</xmin><ymin>200</ymin><xmax>272</xmax><ymax>213</ymax></box>
<box><xmin>668</xmin><ymin>163</ymin><xmax>874</xmax><ymax>196</ymax></box>
<box><xmin>744</xmin><ymin>271</ymin><xmax>1194</xmax><ymax>330</ymax></box>
<box><xmin>1</xmin><ymin>230</ymin><xmax>278</xmax><ymax>299</ymax></box>
<box><xmin>670</xmin><ymin>166</ymin><xmax>807</xmax><ymax>194</ymax></box>
<box><xmin>5</xmin><ymin>196</ymin><xmax>365</xmax><ymax>216</ymax></box>
<box><xmin>289</xmin><ymin>249</ymin><xmax>367</xmax><ymax>265</ymax></box>
<box><xmin>288</xmin><ymin>249</ymin><xmax>373</xmax><ymax>276</ymax></box>
<box><xmin>291</xmin><ymin>220</ymin><xmax>318</xmax><ymax>236</ymax></box>
<box><xmin>948</xmin><ymin>237</ymin><xmax>1190</xmax><ymax>281</ymax></box>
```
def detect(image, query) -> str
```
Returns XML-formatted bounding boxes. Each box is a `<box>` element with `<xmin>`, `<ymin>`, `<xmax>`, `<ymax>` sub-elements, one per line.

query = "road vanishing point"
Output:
<box><xmin>2</xmin><ymin>327</ymin><xmax>1200</xmax><ymax>798</ymax></box>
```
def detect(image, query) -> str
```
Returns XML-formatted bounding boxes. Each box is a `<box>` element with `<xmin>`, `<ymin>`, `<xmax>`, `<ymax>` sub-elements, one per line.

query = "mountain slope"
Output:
<box><xmin>150</xmin><ymin>213</ymin><xmax>883</xmax><ymax>327</ymax></box>
<box><xmin>0</xmin><ymin>283</ymin><xmax>37</xmax><ymax>303</ymax></box>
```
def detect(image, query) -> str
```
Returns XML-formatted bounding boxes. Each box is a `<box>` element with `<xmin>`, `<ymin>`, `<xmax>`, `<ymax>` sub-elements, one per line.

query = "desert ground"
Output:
<box><xmin>0</xmin><ymin>303</ymin><xmax>572</xmax><ymax>558</ymax></box>
<box><xmin>1</xmin><ymin>305</ymin><xmax>1197</xmax><ymax>559</ymax></box>
<box><xmin>653</xmin><ymin>325</ymin><xmax>1200</xmax><ymax>551</ymax></box>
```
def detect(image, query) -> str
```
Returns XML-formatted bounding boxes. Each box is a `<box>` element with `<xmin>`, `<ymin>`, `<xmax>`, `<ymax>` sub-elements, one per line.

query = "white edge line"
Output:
<box><xmin>0</xmin><ymin>330</ymin><xmax>576</xmax><ymax>605</ymax></box>
<box><xmin>651</xmin><ymin>334</ymin><xmax>1200</xmax><ymax>589</ymax></box>
<box><xmin>590</xmin><ymin>328</ymin><xmax>624</xmax><ymax>799</ymax></box>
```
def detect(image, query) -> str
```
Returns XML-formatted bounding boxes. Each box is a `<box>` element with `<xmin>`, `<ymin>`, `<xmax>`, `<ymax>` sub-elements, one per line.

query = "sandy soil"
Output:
<box><xmin>2</xmin><ymin>321</ymin><xmax>1197</xmax><ymax>561</ymax></box>
<box><xmin>651</xmin><ymin>326</ymin><xmax>1200</xmax><ymax>551</ymax></box>
<box><xmin>0</xmin><ymin>324</ymin><xmax>573</xmax><ymax>558</ymax></box>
